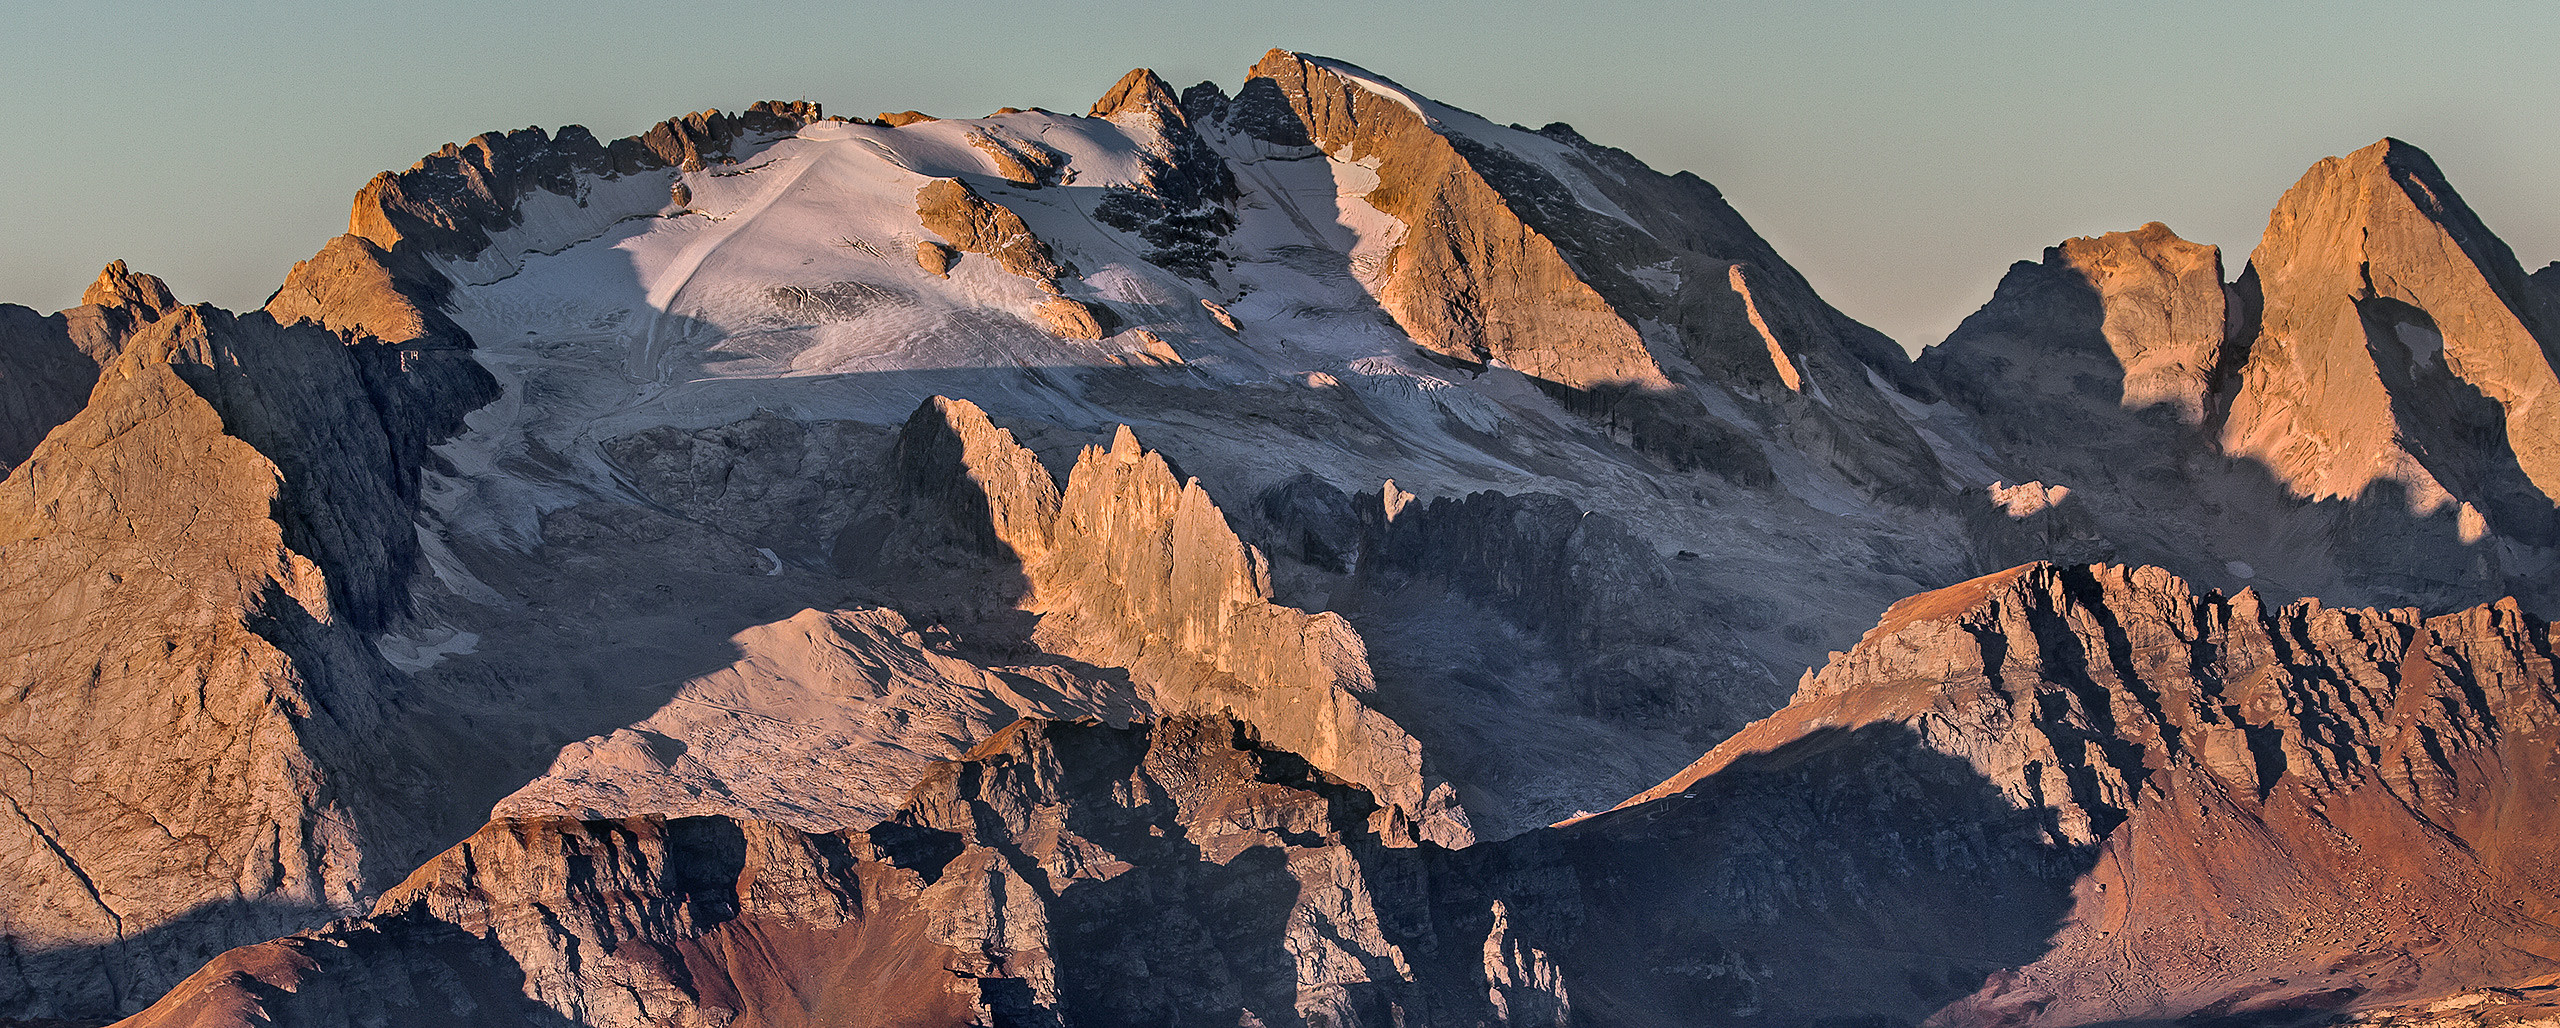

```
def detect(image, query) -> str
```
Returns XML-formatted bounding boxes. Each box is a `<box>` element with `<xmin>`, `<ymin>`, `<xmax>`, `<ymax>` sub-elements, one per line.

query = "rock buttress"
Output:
<box><xmin>1631</xmin><ymin>562</ymin><xmax>2560</xmax><ymax>1025</ymax></box>
<box><xmin>892</xmin><ymin>397</ymin><xmax>1451</xmax><ymax>845</ymax></box>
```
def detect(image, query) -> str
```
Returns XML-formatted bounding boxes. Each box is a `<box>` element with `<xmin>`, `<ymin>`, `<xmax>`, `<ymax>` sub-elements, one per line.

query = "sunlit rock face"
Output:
<box><xmin>1921</xmin><ymin>140</ymin><xmax>2560</xmax><ymax>616</ymax></box>
<box><xmin>126</xmin><ymin>563</ymin><xmax>2560</xmax><ymax>1027</ymax></box>
<box><xmin>2224</xmin><ymin>139</ymin><xmax>2560</xmax><ymax>528</ymax></box>
<box><xmin>4</xmin><ymin>48</ymin><xmax>2560</xmax><ymax>1027</ymax></box>
<box><xmin>1634</xmin><ymin>562</ymin><xmax>2560</xmax><ymax>1027</ymax></box>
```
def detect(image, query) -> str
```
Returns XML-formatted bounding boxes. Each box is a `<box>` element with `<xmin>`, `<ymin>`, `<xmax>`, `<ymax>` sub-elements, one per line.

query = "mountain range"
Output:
<box><xmin>3</xmin><ymin>50</ymin><xmax>2558</xmax><ymax>1027</ymax></box>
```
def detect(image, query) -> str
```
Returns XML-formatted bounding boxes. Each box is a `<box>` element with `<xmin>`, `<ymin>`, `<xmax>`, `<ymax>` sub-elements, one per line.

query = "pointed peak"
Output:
<box><xmin>2350</xmin><ymin>135</ymin><xmax>2431</xmax><ymax>166</ymax></box>
<box><xmin>2311</xmin><ymin>137</ymin><xmax>2455</xmax><ymax>195</ymax></box>
<box><xmin>1090</xmin><ymin>67</ymin><xmax>1180</xmax><ymax>121</ymax></box>
<box><xmin>1247</xmin><ymin>48</ymin><xmax>1327</xmax><ymax>86</ymax></box>
<box><xmin>1249</xmin><ymin>49</ymin><xmax>1392</xmax><ymax>87</ymax></box>
<box><xmin>81</xmin><ymin>260</ymin><xmax>178</xmax><ymax>317</ymax></box>
<box><xmin>2273</xmin><ymin>135</ymin><xmax>2510</xmax><ymax>275</ymax></box>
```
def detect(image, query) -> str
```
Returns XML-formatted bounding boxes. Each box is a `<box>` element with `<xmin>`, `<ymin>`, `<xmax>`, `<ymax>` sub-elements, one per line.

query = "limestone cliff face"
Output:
<box><xmin>2055</xmin><ymin>224</ymin><xmax>2232</xmax><ymax>422</ymax></box>
<box><xmin>1240</xmin><ymin>50</ymin><xmax>1664</xmax><ymax>395</ymax></box>
<box><xmin>264</xmin><ymin>234</ymin><xmax>460</xmax><ymax>346</ymax></box>
<box><xmin>0</xmin><ymin>262</ymin><xmax>175</xmax><ymax>473</ymax></box>
<box><xmin>347</xmin><ymin>101</ymin><xmax>826</xmax><ymax>258</ymax></box>
<box><xmin>109</xmin><ymin>707</ymin><xmax>2090</xmax><ymax>1028</ymax></box>
<box><xmin>892</xmin><ymin>398</ymin><xmax>1449</xmax><ymax>845</ymax></box>
<box><xmin>41</xmin><ymin>62</ymin><xmax>2560</xmax><ymax>1028</ymax></box>
<box><xmin>1636</xmin><ymin>562</ymin><xmax>2560</xmax><ymax>1025</ymax></box>
<box><xmin>113</xmin><ymin>561</ymin><xmax>2560</xmax><ymax>1028</ymax></box>
<box><xmin>1087</xmin><ymin>67</ymin><xmax>1238</xmax><ymax>280</ymax></box>
<box><xmin>1925</xmin><ymin>222</ymin><xmax>2230</xmax><ymax>427</ymax></box>
<box><xmin>0</xmin><ymin>300</ymin><xmax>491</xmax><ymax>1015</ymax></box>
<box><xmin>1089</xmin><ymin>67</ymin><xmax>1182</xmax><ymax>121</ymax></box>
<box><xmin>1917</xmin><ymin>224</ymin><xmax>2242</xmax><ymax>579</ymax></box>
<box><xmin>0</xmin><ymin>102</ymin><xmax>510</xmax><ymax>1013</ymax></box>
<box><xmin>1924</xmin><ymin>145</ymin><xmax>2560</xmax><ymax>613</ymax></box>
<box><xmin>914</xmin><ymin>177</ymin><xmax>1069</xmax><ymax>283</ymax></box>
<box><xmin>114</xmin><ymin>716</ymin><xmax>1425</xmax><ymax>1028</ymax></box>
<box><xmin>1234</xmin><ymin>50</ymin><xmax>1946</xmax><ymax>493</ymax></box>
<box><xmin>2224</xmin><ymin>139</ymin><xmax>2560</xmax><ymax>532</ymax></box>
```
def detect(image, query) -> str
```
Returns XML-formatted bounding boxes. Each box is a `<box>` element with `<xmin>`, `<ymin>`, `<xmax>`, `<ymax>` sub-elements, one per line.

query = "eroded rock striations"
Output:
<box><xmin>117</xmin><ymin>716</ymin><xmax>1432</xmax><ymax>1027</ymax></box>
<box><xmin>124</xmin><ymin>702</ymin><xmax>2092</xmax><ymax>1028</ymax></box>
<box><xmin>1925</xmin><ymin>141</ymin><xmax>2560</xmax><ymax>613</ymax></box>
<box><xmin>81</xmin><ymin>537</ymin><xmax>2560</xmax><ymax>1026</ymax></box>
<box><xmin>2224</xmin><ymin>139</ymin><xmax>2560</xmax><ymax>532</ymax></box>
<box><xmin>891</xmin><ymin>397</ymin><xmax>1456</xmax><ymax>845</ymax></box>
<box><xmin>1638</xmin><ymin>562</ymin><xmax>2560</xmax><ymax>1025</ymax></box>
<box><xmin>0</xmin><ymin>286</ymin><xmax>495</xmax><ymax>1014</ymax></box>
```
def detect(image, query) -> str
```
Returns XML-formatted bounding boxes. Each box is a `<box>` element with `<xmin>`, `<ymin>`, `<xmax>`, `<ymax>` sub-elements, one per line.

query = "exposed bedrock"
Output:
<box><xmin>1638</xmin><ymin>562</ymin><xmax>2560</xmax><ymax>1025</ymax></box>
<box><xmin>1240</xmin><ymin>51</ymin><xmax>1663</xmax><ymax>394</ymax></box>
<box><xmin>120</xmin><ymin>709</ymin><xmax>2085</xmax><ymax>1028</ymax></box>
<box><xmin>0</xmin><ymin>291</ymin><xmax>496</xmax><ymax>1015</ymax></box>
<box><xmin>105</xmin><ymin>559</ymin><xmax>2560</xmax><ymax>1026</ymax></box>
<box><xmin>914</xmin><ymin>176</ymin><xmax>1072</xmax><ymax>283</ymax></box>
<box><xmin>1925</xmin><ymin>143</ymin><xmax>2560</xmax><ymax>614</ymax></box>
<box><xmin>0</xmin><ymin>262</ymin><xmax>176</xmax><ymax>473</ymax></box>
<box><xmin>349</xmin><ymin>101</ymin><xmax>827</xmax><ymax>257</ymax></box>
<box><xmin>888</xmin><ymin>397</ymin><xmax>1457</xmax><ymax>846</ymax></box>
<box><xmin>27</xmin><ymin>53</ymin><xmax>2560</xmax><ymax>1028</ymax></box>
<box><xmin>2223</xmin><ymin>139</ymin><xmax>2560</xmax><ymax>537</ymax></box>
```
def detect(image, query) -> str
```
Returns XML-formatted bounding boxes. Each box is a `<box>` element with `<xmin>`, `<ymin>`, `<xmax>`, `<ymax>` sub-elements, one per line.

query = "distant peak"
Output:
<box><xmin>81</xmin><ymin>260</ymin><xmax>177</xmax><ymax>317</ymax></box>
<box><xmin>2351</xmin><ymin>135</ymin><xmax>2427</xmax><ymax>164</ymax></box>
<box><xmin>1090</xmin><ymin>67</ymin><xmax>1179</xmax><ymax>120</ymax></box>
<box><xmin>1250</xmin><ymin>48</ymin><xmax>1393</xmax><ymax>86</ymax></box>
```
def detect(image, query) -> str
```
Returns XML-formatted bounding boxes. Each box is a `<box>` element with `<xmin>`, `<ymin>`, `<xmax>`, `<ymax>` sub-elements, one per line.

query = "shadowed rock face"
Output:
<box><xmin>2054</xmin><ymin>223</ymin><xmax>2232</xmax><ymax>424</ymax></box>
<box><xmin>117</xmin><ymin>710</ymin><xmax>2094</xmax><ymax>1028</ymax></box>
<box><xmin>0</xmin><ymin>299</ymin><xmax>496</xmax><ymax>1015</ymax></box>
<box><xmin>1924</xmin><ymin>222</ymin><xmax>2231</xmax><ymax>427</ymax></box>
<box><xmin>1638</xmin><ymin>562</ymin><xmax>2560</xmax><ymax>1025</ymax></box>
<box><xmin>0</xmin><ymin>262</ymin><xmax>182</xmax><ymax>474</ymax></box>
<box><xmin>1923</xmin><ymin>147</ymin><xmax>2560</xmax><ymax>615</ymax></box>
<box><xmin>891</xmin><ymin>397</ymin><xmax>1454</xmax><ymax>846</ymax></box>
<box><xmin>113</xmin><ymin>717</ymin><xmax>1406</xmax><ymax>1027</ymax></box>
<box><xmin>129</xmin><ymin>560</ymin><xmax>2560</xmax><ymax>1028</ymax></box>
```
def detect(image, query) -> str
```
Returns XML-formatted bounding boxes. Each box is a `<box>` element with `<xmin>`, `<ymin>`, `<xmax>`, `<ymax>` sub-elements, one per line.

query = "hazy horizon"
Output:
<box><xmin>5</xmin><ymin>0</ymin><xmax>2554</xmax><ymax>352</ymax></box>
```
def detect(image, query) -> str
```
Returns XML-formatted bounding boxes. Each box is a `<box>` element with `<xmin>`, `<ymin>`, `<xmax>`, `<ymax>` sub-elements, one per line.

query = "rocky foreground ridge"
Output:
<box><xmin>117</xmin><ymin>562</ymin><xmax>2560</xmax><ymax>1026</ymax></box>
<box><xmin>1</xmin><ymin>48</ymin><xmax>2558</xmax><ymax>1024</ymax></box>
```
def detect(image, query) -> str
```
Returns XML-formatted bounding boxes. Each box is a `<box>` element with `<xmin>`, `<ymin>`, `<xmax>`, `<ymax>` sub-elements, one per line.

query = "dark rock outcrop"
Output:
<box><xmin>1088</xmin><ymin>67</ymin><xmax>1240</xmax><ymax>280</ymax></box>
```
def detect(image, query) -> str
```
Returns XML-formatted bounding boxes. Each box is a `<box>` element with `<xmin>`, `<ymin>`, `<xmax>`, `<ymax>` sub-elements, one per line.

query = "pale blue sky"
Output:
<box><xmin>5</xmin><ymin>0</ymin><xmax>2555</xmax><ymax>350</ymax></box>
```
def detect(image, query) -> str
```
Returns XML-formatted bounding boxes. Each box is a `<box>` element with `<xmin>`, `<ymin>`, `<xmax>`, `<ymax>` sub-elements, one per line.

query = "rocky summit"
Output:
<box><xmin>1</xmin><ymin>49</ymin><xmax>2557</xmax><ymax>1027</ymax></box>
